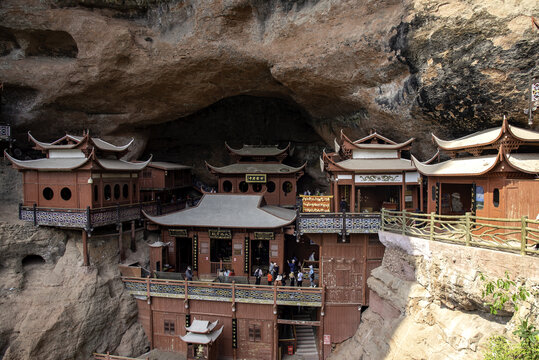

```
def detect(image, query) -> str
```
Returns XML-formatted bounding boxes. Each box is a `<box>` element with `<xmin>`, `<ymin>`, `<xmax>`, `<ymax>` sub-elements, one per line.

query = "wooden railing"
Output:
<box><xmin>297</xmin><ymin>212</ymin><xmax>381</xmax><ymax>234</ymax></box>
<box><xmin>122</xmin><ymin>277</ymin><xmax>324</xmax><ymax>307</ymax></box>
<box><xmin>93</xmin><ymin>353</ymin><xmax>147</xmax><ymax>360</ymax></box>
<box><xmin>19</xmin><ymin>200</ymin><xmax>185</xmax><ymax>230</ymax></box>
<box><xmin>381</xmin><ymin>209</ymin><xmax>539</xmax><ymax>256</ymax></box>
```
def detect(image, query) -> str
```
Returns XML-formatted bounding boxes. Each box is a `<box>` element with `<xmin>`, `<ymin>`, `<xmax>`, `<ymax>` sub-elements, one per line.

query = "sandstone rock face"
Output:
<box><xmin>329</xmin><ymin>232</ymin><xmax>539</xmax><ymax>360</ymax></box>
<box><xmin>1</xmin><ymin>0</ymin><xmax>537</xmax><ymax>170</ymax></box>
<box><xmin>0</xmin><ymin>222</ymin><xmax>150</xmax><ymax>359</ymax></box>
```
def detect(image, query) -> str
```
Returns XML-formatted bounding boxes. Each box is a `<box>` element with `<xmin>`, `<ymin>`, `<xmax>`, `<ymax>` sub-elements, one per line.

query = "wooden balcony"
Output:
<box><xmin>19</xmin><ymin>200</ymin><xmax>185</xmax><ymax>230</ymax></box>
<box><xmin>297</xmin><ymin>212</ymin><xmax>381</xmax><ymax>235</ymax></box>
<box><xmin>122</xmin><ymin>277</ymin><xmax>324</xmax><ymax>307</ymax></box>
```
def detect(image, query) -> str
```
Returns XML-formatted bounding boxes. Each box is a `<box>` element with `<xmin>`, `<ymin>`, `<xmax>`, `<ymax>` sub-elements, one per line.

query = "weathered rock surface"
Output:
<box><xmin>1</xmin><ymin>0</ymin><xmax>537</xmax><ymax>169</ymax></box>
<box><xmin>0</xmin><ymin>222</ymin><xmax>150</xmax><ymax>359</ymax></box>
<box><xmin>329</xmin><ymin>232</ymin><xmax>539</xmax><ymax>359</ymax></box>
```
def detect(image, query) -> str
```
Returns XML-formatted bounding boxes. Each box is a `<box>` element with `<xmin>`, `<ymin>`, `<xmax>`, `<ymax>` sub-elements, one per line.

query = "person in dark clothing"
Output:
<box><xmin>185</xmin><ymin>266</ymin><xmax>193</xmax><ymax>281</ymax></box>
<box><xmin>254</xmin><ymin>267</ymin><xmax>262</xmax><ymax>285</ymax></box>
<box><xmin>340</xmin><ymin>197</ymin><xmax>348</xmax><ymax>212</ymax></box>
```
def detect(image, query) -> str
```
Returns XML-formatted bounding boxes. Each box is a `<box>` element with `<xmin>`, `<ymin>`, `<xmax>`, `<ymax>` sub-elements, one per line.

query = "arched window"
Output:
<box><xmin>114</xmin><ymin>184</ymin><xmax>120</xmax><ymax>200</ymax></box>
<box><xmin>223</xmin><ymin>180</ymin><xmax>233</xmax><ymax>193</ymax></box>
<box><xmin>252</xmin><ymin>183</ymin><xmax>262</xmax><ymax>192</ymax></box>
<box><xmin>266</xmin><ymin>181</ymin><xmax>276</xmax><ymax>193</ymax></box>
<box><xmin>104</xmin><ymin>185</ymin><xmax>111</xmax><ymax>201</ymax></box>
<box><xmin>43</xmin><ymin>187</ymin><xmax>54</xmax><ymax>200</ymax></box>
<box><xmin>123</xmin><ymin>184</ymin><xmax>129</xmax><ymax>199</ymax></box>
<box><xmin>282</xmin><ymin>181</ymin><xmax>293</xmax><ymax>194</ymax></box>
<box><xmin>239</xmin><ymin>181</ymin><xmax>248</xmax><ymax>193</ymax></box>
<box><xmin>60</xmin><ymin>187</ymin><xmax>72</xmax><ymax>201</ymax></box>
<box><xmin>493</xmin><ymin>188</ymin><xmax>500</xmax><ymax>207</ymax></box>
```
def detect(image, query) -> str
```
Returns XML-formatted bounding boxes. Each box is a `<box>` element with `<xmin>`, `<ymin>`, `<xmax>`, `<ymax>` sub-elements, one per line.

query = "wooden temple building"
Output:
<box><xmin>412</xmin><ymin>117</ymin><xmax>539</xmax><ymax>218</ymax></box>
<box><xmin>206</xmin><ymin>143</ymin><xmax>305</xmax><ymax>207</ymax></box>
<box><xmin>321</xmin><ymin>130</ymin><xmax>421</xmax><ymax>213</ymax></box>
<box><xmin>4</xmin><ymin>131</ymin><xmax>184</xmax><ymax>266</ymax></box>
<box><xmin>140</xmin><ymin>161</ymin><xmax>195</xmax><ymax>203</ymax></box>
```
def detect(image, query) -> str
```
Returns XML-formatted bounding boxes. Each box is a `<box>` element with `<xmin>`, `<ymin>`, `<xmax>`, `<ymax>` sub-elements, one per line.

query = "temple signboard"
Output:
<box><xmin>209</xmin><ymin>229</ymin><xmax>232</xmax><ymax>239</ymax></box>
<box><xmin>355</xmin><ymin>174</ymin><xmax>402</xmax><ymax>183</ymax></box>
<box><xmin>254</xmin><ymin>231</ymin><xmax>274</xmax><ymax>240</ymax></box>
<box><xmin>301</xmin><ymin>195</ymin><xmax>332</xmax><ymax>213</ymax></box>
<box><xmin>245</xmin><ymin>174</ymin><xmax>267</xmax><ymax>183</ymax></box>
<box><xmin>169</xmin><ymin>229</ymin><xmax>188</xmax><ymax>237</ymax></box>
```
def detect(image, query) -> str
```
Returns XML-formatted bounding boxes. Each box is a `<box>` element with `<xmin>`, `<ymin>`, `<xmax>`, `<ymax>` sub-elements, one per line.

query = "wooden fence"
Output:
<box><xmin>381</xmin><ymin>209</ymin><xmax>539</xmax><ymax>256</ymax></box>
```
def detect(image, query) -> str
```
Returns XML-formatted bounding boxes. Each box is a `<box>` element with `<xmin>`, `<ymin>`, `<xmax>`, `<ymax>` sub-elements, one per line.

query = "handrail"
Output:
<box><xmin>381</xmin><ymin>209</ymin><xmax>539</xmax><ymax>256</ymax></box>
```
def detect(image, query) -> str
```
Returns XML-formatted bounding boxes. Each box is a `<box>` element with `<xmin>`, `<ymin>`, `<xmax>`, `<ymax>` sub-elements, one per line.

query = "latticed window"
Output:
<box><xmin>164</xmin><ymin>320</ymin><xmax>175</xmax><ymax>335</ymax></box>
<box><xmin>248</xmin><ymin>324</ymin><xmax>261</xmax><ymax>342</ymax></box>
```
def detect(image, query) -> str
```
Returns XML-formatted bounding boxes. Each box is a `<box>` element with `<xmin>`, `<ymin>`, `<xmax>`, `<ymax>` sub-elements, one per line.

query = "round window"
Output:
<box><xmin>239</xmin><ymin>181</ymin><xmax>248</xmax><ymax>193</ymax></box>
<box><xmin>252</xmin><ymin>183</ymin><xmax>262</xmax><ymax>192</ymax></box>
<box><xmin>60</xmin><ymin>187</ymin><xmax>72</xmax><ymax>201</ymax></box>
<box><xmin>43</xmin><ymin>187</ymin><xmax>54</xmax><ymax>200</ymax></box>
<box><xmin>123</xmin><ymin>184</ymin><xmax>129</xmax><ymax>199</ymax></box>
<box><xmin>114</xmin><ymin>184</ymin><xmax>120</xmax><ymax>200</ymax></box>
<box><xmin>266</xmin><ymin>181</ymin><xmax>276</xmax><ymax>193</ymax></box>
<box><xmin>223</xmin><ymin>180</ymin><xmax>233</xmax><ymax>193</ymax></box>
<box><xmin>282</xmin><ymin>181</ymin><xmax>293</xmax><ymax>194</ymax></box>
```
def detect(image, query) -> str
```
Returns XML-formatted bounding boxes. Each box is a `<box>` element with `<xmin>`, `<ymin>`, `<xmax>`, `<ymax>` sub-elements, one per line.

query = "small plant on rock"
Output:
<box><xmin>479</xmin><ymin>271</ymin><xmax>538</xmax><ymax>360</ymax></box>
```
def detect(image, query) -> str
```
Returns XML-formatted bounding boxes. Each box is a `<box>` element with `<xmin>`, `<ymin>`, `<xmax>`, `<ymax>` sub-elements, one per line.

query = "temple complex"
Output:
<box><xmin>413</xmin><ymin>117</ymin><xmax>539</xmax><ymax>218</ymax></box>
<box><xmin>206</xmin><ymin>143</ymin><xmax>305</xmax><ymax>207</ymax></box>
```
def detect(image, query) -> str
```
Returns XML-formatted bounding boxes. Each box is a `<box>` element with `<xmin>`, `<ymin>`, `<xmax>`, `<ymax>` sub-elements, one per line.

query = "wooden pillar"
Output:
<box><xmin>273</xmin><ymin>286</ymin><xmax>278</xmax><ymax>360</ymax></box>
<box><xmin>401</xmin><ymin>172</ymin><xmax>406</xmax><ymax>211</ymax></box>
<box><xmin>350</xmin><ymin>183</ymin><xmax>355</xmax><ymax>213</ymax></box>
<box><xmin>319</xmin><ymin>286</ymin><xmax>326</xmax><ymax>360</ymax></box>
<box><xmin>232</xmin><ymin>281</ymin><xmax>237</xmax><ymax>360</ymax></box>
<box><xmin>419</xmin><ymin>177</ymin><xmax>424</xmax><ymax>212</ymax></box>
<box><xmin>82</xmin><ymin>230</ymin><xmax>89</xmax><ymax>266</ymax></box>
<box><xmin>130</xmin><ymin>220</ymin><xmax>136</xmax><ymax>252</ymax></box>
<box><xmin>118</xmin><ymin>223</ymin><xmax>125</xmax><ymax>262</ymax></box>
<box><xmin>332</xmin><ymin>181</ymin><xmax>339</xmax><ymax>213</ymax></box>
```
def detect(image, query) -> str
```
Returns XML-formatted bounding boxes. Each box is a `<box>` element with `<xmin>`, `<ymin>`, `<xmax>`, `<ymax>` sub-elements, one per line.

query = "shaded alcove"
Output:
<box><xmin>142</xmin><ymin>95</ymin><xmax>329</xmax><ymax>191</ymax></box>
<box><xmin>0</xmin><ymin>27</ymin><xmax>78</xmax><ymax>58</ymax></box>
<box><xmin>22</xmin><ymin>254</ymin><xmax>46</xmax><ymax>268</ymax></box>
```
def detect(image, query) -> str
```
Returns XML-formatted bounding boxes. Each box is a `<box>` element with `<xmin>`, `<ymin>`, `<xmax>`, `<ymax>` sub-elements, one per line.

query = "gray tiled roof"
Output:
<box><xmin>207</xmin><ymin>162</ymin><xmax>305</xmax><ymax>174</ymax></box>
<box><xmin>336</xmin><ymin>158</ymin><xmax>416</xmax><ymax>172</ymax></box>
<box><xmin>144</xmin><ymin>194</ymin><xmax>296</xmax><ymax>228</ymax></box>
<box><xmin>149</xmin><ymin>161</ymin><xmax>192</xmax><ymax>170</ymax></box>
<box><xmin>227</xmin><ymin>143</ymin><xmax>289</xmax><ymax>157</ymax></box>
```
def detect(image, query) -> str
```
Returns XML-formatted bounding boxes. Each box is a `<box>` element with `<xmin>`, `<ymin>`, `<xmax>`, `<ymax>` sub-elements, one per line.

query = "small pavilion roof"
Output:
<box><xmin>186</xmin><ymin>319</ymin><xmax>219</xmax><ymax>334</ymax></box>
<box><xmin>505</xmin><ymin>153</ymin><xmax>539</xmax><ymax>174</ymax></box>
<box><xmin>144</xmin><ymin>194</ymin><xmax>296</xmax><ymax>229</ymax></box>
<box><xmin>411</xmin><ymin>154</ymin><xmax>499</xmax><ymax>176</ymax></box>
<box><xmin>29</xmin><ymin>132</ymin><xmax>134</xmax><ymax>152</ymax></box>
<box><xmin>225</xmin><ymin>143</ymin><xmax>290</xmax><ymax>157</ymax></box>
<box><xmin>341</xmin><ymin>130</ymin><xmax>414</xmax><ymax>150</ymax></box>
<box><xmin>322</xmin><ymin>150</ymin><xmax>416</xmax><ymax>172</ymax></box>
<box><xmin>4</xmin><ymin>150</ymin><xmax>90</xmax><ymax>171</ymax></box>
<box><xmin>4</xmin><ymin>150</ymin><xmax>151</xmax><ymax>172</ymax></box>
<box><xmin>206</xmin><ymin>162</ymin><xmax>306</xmax><ymax>175</ymax></box>
<box><xmin>432</xmin><ymin>118</ymin><xmax>539</xmax><ymax>151</ymax></box>
<box><xmin>148</xmin><ymin>162</ymin><xmax>192</xmax><ymax>171</ymax></box>
<box><xmin>180</xmin><ymin>325</ymin><xmax>223</xmax><ymax>345</ymax></box>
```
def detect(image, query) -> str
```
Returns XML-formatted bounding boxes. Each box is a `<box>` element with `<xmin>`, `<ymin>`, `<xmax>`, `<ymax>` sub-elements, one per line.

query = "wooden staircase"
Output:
<box><xmin>293</xmin><ymin>315</ymin><xmax>318</xmax><ymax>360</ymax></box>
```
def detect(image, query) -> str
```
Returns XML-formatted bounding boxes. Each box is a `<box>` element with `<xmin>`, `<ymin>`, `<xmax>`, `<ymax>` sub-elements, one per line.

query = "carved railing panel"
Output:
<box><xmin>122</xmin><ymin>277</ymin><xmax>323</xmax><ymax>307</ymax></box>
<box><xmin>297</xmin><ymin>212</ymin><xmax>381</xmax><ymax>234</ymax></box>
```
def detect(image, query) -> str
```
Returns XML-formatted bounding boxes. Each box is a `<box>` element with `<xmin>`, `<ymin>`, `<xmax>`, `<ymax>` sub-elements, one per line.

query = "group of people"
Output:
<box><xmin>253</xmin><ymin>257</ymin><xmax>316</xmax><ymax>287</ymax></box>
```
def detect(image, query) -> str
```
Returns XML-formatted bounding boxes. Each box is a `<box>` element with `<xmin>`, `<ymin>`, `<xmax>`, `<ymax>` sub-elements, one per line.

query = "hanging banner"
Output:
<box><xmin>244</xmin><ymin>237</ymin><xmax>249</xmax><ymax>274</ymax></box>
<box><xmin>532</xmin><ymin>80</ymin><xmax>539</xmax><ymax>102</ymax></box>
<box><xmin>192</xmin><ymin>234</ymin><xmax>198</xmax><ymax>271</ymax></box>
<box><xmin>300</xmin><ymin>195</ymin><xmax>332</xmax><ymax>213</ymax></box>
<box><xmin>246</xmin><ymin>174</ymin><xmax>267</xmax><ymax>183</ymax></box>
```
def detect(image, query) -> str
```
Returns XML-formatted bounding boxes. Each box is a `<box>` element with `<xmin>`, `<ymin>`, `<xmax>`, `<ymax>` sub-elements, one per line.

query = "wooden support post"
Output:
<box><xmin>333</xmin><ymin>181</ymin><xmax>338</xmax><ymax>213</ymax></box>
<box><xmin>401</xmin><ymin>171</ymin><xmax>406</xmax><ymax>211</ymax></box>
<box><xmin>429</xmin><ymin>212</ymin><xmax>435</xmax><ymax>241</ymax></box>
<box><xmin>273</xmin><ymin>285</ymin><xmax>278</xmax><ymax>360</ymax></box>
<box><xmin>319</xmin><ymin>286</ymin><xmax>326</xmax><ymax>360</ymax></box>
<box><xmin>419</xmin><ymin>177</ymin><xmax>424</xmax><ymax>213</ymax></box>
<box><xmin>146</xmin><ymin>276</ymin><xmax>153</xmax><ymax>349</ymax></box>
<box><xmin>118</xmin><ymin>223</ymin><xmax>124</xmax><ymax>262</ymax></box>
<box><xmin>350</xmin><ymin>184</ymin><xmax>355</xmax><ymax>213</ymax></box>
<box><xmin>232</xmin><ymin>281</ymin><xmax>237</xmax><ymax>360</ymax></box>
<box><xmin>401</xmin><ymin>210</ymin><xmax>407</xmax><ymax>235</ymax></box>
<box><xmin>465</xmin><ymin>212</ymin><xmax>471</xmax><ymax>246</ymax></box>
<box><xmin>82</xmin><ymin>230</ymin><xmax>89</xmax><ymax>266</ymax></box>
<box><xmin>521</xmin><ymin>216</ymin><xmax>528</xmax><ymax>255</ymax></box>
<box><xmin>130</xmin><ymin>220</ymin><xmax>136</xmax><ymax>252</ymax></box>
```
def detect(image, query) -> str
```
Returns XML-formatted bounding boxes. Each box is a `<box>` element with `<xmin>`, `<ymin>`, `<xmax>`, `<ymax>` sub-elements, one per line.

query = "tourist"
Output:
<box><xmin>340</xmin><ymin>197</ymin><xmax>348</xmax><ymax>212</ymax></box>
<box><xmin>297</xmin><ymin>271</ymin><xmax>303</xmax><ymax>287</ymax></box>
<box><xmin>309</xmin><ymin>265</ymin><xmax>315</xmax><ymax>287</ymax></box>
<box><xmin>289</xmin><ymin>272</ymin><xmax>295</xmax><ymax>287</ymax></box>
<box><xmin>269</xmin><ymin>261</ymin><xmax>275</xmax><ymax>276</ymax></box>
<box><xmin>287</xmin><ymin>258</ymin><xmax>296</xmax><ymax>273</ymax></box>
<box><xmin>281</xmin><ymin>273</ymin><xmax>287</xmax><ymax>287</ymax></box>
<box><xmin>267</xmin><ymin>271</ymin><xmax>273</xmax><ymax>285</ymax></box>
<box><xmin>254</xmin><ymin>267</ymin><xmax>262</xmax><ymax>285</ymax></box>
<box><xmin>275</xmin><ymin>273</ymin><xmax>282</xmax><ymax>286</ymax></box>
<box><xmin>309</xmin><ymin>251</ymin><xmax>315</xmax><ymax>261</ymax></box>
<box><xmin>185</xmin><ymin>266</ymin><xmax>193</xmax><ymax>281</ymax></box>
<box><xmin>273</xmin><ymin>263</ymin><xmax>280</xmax><ymax>278</ymax></box>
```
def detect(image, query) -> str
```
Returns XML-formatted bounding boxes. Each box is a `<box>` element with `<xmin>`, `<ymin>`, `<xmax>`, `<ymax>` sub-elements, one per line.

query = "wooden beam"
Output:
<box><xmin>277</xmin><ymin>319</ymin><xmax>320</xmax><ymax>327</ymax></box>
<box><xmin>130</xmin><ymin>220</ymin><xmax>136</xmax><ymax>252</ymax></box>
<box><xmin>118</xmin><ymin>223</ymin><xmax>124</xmax><ymax>262</ymax></box>
<box><xmin>82</xmin><ymin>230</ymin><xmax>89</xmax><ymax>266</ymax></box>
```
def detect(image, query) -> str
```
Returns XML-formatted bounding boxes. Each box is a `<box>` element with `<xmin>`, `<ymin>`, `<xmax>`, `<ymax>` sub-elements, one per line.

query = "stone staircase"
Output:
<box><xmin>293</xmin><ymin>315</ymin><xmax>318</xmax><ymax>360</ymax></box>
